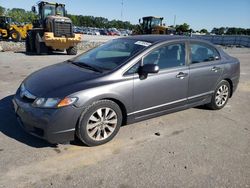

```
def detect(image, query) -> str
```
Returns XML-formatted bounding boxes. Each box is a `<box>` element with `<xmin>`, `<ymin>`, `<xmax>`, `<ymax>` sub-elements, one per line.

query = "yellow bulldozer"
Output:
<box><xmin>133</xmin><ymin>16</ymin><xmax>175</xmax><ymax>35</ymax></box>
<box><xmin>26</xmin><ymin>1</ymin><xmax>82</xmax><ymax>55</ymax></box>
<box><xmin>0</xmin><ymin>16</ymin><xmax>33</xmax><ymax>42</ymax></box>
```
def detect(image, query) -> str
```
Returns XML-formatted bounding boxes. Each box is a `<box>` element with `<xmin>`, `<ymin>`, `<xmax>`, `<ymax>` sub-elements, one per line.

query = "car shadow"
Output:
<box><xmin>0</xmin><ymin>95</ymin><xmax>58</xmax><ymax>148</ymax></box>
<box><xmin>194</xmin><ymin>105</ymin><xmax>211</xmax><ymax>111</ymax></box>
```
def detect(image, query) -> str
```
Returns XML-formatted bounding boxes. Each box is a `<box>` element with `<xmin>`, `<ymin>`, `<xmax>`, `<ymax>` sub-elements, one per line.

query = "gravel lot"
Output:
<box><xmin>0</xmin><ymin>44</ymin><xmax>249</xmax><ymax>188</ymax></box>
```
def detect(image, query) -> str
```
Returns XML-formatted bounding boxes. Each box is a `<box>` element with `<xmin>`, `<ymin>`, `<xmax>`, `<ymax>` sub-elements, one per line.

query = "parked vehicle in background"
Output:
<box><xmin>0</xmin><ymin>16</ymin><xmax>33</xmax><ymax>42</ymax></box>
<box><xmin>133</xmin><ymin>16</ymin><xmax>175</xmax><ymax>35</ymax></box>
<box><xmin>98</xmin><ymin>29</ymin><xmax>107</xmax><ymax>35</ymax></box>
<box><xmin>108</xmin><ymin>28</ymin><xmax>121</xmax><ymax>36</ymax></box>
<box><xmin>119</xmin><ymin>29</ymin><xmax>129</xmax><ymax>36</ymax></box>
<box><xmin>26</xmin><ymin>1</ymin><xmax>81</xmax><ymax>55</ymax></box>
<box><xmin>13</xmin><ymin>35</ymin><xmax>239</xmax><ymax>146</ymax></box>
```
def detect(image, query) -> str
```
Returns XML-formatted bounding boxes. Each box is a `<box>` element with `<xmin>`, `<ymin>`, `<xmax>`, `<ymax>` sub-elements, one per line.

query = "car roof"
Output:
<box><xmin>123</xmin><ymin>35</ymin><xmax>214</xmax><ymax>46</ymax></box>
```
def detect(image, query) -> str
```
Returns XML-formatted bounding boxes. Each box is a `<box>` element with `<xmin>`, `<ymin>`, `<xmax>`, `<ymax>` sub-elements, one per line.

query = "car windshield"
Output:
<box><xmin>73</xmin><ymin>39</ymin><xmax>151</xmax><ymax>71</ymax></box>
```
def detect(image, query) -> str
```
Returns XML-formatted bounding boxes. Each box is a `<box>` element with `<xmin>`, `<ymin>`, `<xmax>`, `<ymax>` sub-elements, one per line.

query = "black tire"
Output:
<box><xmin>77</xmin><ymin>100</ymin><xmax>123</xmax><ymax>146</ymax></box>
<box><xmin>25</xmin><ymin>35</ymin><xmax>31</xmax><ymax>53</ymax></box>
<box><xmin>207</xmin><ymin>80</ymin><xmax>231</xmax><ymax>110</ymax></box>
<box><xmin>66</xmin><ymin>46</ymin><xmax>77</xmax><ymax>55</ymax></box>
<box><xmin>28</xmin><ymin>31</ymin><xmax>36</xmax><ymax>53</ymax></box>
<box><xmin>10</xmin><ymin>30</ymin><xmax>21</xmax><ymax>42</ymax></box>
<box><xmin>35</xmin><ymin>33</ymin><xmax>48</xmax><ymax>55</ymax></box>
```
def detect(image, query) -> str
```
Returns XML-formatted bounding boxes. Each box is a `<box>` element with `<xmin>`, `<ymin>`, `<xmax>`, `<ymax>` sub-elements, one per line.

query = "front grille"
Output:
<box><xmin>54</xmin><ymin>21</ymin><xmax>73</xmax><ymax>37</ymax></box>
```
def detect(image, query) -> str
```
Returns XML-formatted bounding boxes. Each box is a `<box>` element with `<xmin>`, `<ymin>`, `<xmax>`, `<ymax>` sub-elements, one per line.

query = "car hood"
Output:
<box><xmin>24</xmin><ymin>62</ymin><xmax>101</xmax><ymax>97</ymax></box>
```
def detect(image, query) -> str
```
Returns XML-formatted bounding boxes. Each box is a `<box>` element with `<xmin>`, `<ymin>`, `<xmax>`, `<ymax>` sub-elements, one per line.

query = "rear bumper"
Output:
<box><xmin>13</xmin><ymin>95</ymin><xmax>82</xmax><ymax>144</ymax></box>
<box><xmin>43</xmin><ymin>32</ymin><xmax>82</xmax><ymax>50</ymax></box>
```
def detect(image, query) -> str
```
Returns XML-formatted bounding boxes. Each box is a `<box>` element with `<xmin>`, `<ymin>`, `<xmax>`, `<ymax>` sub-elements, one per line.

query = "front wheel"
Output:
<box><xmin>207</xmin><ymin>80</ymin><xmax>231</xmax><ymax>110</ymax></box>
<box><xmin>10</xmin><ymin>30</ymin><xmax>21</xmax><ymax>42</ymax></box>
<box><xmin>66</xmin><ymin>46</ymin><xmax>77</xmax><ymax>55</ymax></box>
<box><xmin>77</xmin><ymin>100</ymin><xmax>123</xmax><ymax>146</ymax></box>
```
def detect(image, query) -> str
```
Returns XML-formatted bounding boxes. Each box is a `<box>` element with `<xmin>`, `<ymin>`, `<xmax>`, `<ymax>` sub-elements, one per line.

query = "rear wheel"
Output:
<box><xmin>207</xmin><ymin>80</ymin><xmax>231</xmax><ymax>110</ymax></box>
<box><xmin>66</xmin><ymin>46</ymin><xmax>77</xmax><ymax>55</ymax></box>
<box><xmin>10</xmin><ymin>30</ymin><xmax>21</xmax><ymax>42</ymax></box>
<box><xmin>77</xmin><ymin>100</ymin><xmax>122</xmax><ymax>146</ymax></box>
<box><xmin>35</xmin><ymin>33</ymin><xmax>48</xmax><ymax>54</ymax></box>
<box><xmin>25</xmin><ymin>35</ymin><xmax>31</xmax><ymax>53</ymax></box>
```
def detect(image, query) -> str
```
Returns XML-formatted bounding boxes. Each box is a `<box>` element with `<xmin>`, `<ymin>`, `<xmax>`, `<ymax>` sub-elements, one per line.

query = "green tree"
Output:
<box><xmin>200</xmin><ymin>28</ymin><xmax>208</xmax><ymax>34</ymax></box>
<box><xmin>175</xmin><ymin>23</ymin><xmax>190</xmax><ymax>33</ymax></box>
<box><xmin>0</xmin><ymin>6</ymin><xmax>5</xmax><ymax>15</ymax></box>
<box><xmin>6</xmin><ymin>8</ymin><xmax>37</xmax><ymax>23</ymax></box>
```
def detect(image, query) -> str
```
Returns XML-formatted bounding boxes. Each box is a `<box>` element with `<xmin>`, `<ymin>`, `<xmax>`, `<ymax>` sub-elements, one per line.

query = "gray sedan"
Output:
<box><xmin>13</xmin><ymin>35</ymin><xmax>240</xmax><ymax>146</ymax></box>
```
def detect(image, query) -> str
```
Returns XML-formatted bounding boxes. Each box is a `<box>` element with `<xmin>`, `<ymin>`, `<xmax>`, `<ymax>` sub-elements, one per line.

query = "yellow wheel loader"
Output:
<box><xmin>133</xmin><ymin>16</ymin><xmax>175</xmax><ymax>35</ymax></box>
<box><xmin>0</xmin><ymin>16</ymin><xmax>32</xmax><ymax>42</ymax></box>
<box><xmin>26</xmin><ymin>1</ymin><xmax>82</xmax><ymax>55</ymax></box>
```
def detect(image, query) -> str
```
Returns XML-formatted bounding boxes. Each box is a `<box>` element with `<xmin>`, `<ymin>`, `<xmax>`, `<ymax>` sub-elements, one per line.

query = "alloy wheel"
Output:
<box><xmin>215</xmin><ymin>84</ymin><xmax>229</xmax><ymax>107</ymax></box>
<box><xmin>86</xmin><ymin>107</ymin><xmax>118</xmax><ymax>141</ymax></box>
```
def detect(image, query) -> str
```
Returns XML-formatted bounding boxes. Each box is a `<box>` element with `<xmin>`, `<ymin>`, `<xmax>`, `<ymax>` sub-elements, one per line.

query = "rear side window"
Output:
<box><xmin>190</xmin><ymin>43</ymin><xmax>220</xmax><ymax>64</ymax></box>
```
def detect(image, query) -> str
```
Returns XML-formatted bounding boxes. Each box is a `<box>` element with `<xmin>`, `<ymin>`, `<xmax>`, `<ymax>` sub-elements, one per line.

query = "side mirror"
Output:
<box><xmin>214</xmin><ymin>56</ymin><xmax>220</xmax><ymax>60</ymax></box>
<box><xmin>138</xmin><ymin>64</ymin><xmax>159</xmax><ymax>79</ymax></box>
<box><xmin>31</xmin><ymin>6</ymin><xmax>36</xmax><ymax>13</ymax></box>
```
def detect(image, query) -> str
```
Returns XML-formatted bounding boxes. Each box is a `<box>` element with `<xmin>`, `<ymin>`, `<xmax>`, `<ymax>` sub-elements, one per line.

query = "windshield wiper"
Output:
<box><xmin>70</xmin><ymin>61</ymin><xmax>103</xmax><ymax>73</ymax></box>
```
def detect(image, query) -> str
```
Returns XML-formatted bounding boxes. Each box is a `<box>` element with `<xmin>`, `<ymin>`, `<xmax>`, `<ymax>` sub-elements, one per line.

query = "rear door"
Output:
<box><xmin>187</xmin><ymin>42</ymin><xmax>224</xmax><ymax>103</ymax></box>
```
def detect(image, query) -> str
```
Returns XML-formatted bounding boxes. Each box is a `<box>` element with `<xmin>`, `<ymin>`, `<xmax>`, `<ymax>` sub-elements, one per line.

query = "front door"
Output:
<box><xmin>132</xmin><ymin>42</ymin><xmax>189</xmax><ymax>119</ymax></box>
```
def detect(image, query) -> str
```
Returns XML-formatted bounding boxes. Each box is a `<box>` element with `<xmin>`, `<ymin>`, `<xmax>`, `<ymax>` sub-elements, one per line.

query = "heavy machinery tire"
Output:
<box><xmin>25</xmin><ymin>35</ymin><xmax>31</xmax><ymax>53</ymax></box>
<box><xmin>10</xmin><ymin>30</ymin><xmax>21</xmax><ymax>42</ymax></box>
<box><xmin>66</xmin><ymin>46</ymin><xmax>77</xmax><ymax>55</ymax></box>
<box><xmin>35</xmin><ymin>33</ymin><xmax>48</xmax><ymax>55</ymax></box>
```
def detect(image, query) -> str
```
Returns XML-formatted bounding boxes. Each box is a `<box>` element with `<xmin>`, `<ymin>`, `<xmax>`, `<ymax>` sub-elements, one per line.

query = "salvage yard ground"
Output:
<box><xmin>0</xmin><ymin>44</ymin><xmax>249</xmax><ymax>188</ymax></box>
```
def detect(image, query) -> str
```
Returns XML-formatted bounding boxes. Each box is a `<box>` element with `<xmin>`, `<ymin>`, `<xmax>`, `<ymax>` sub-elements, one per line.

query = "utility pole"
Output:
<box><xmin>121</xmin><ymin>0</ymin><xmax>124</xmax><ymax>21</ymax></box>
<box><xmin>173</xmin><ymin>15</ymin><xmax>176</xmax><ymax>27</ymax></box>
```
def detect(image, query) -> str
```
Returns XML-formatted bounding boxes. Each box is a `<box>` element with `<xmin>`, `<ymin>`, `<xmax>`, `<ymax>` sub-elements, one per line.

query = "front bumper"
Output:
<box><xmin>43</xmin><ymin>32</ymin><xmax>82</xmax><ymax>50</ymax></box>
<box><xmin>13</xmin><ymin>94</ymin><xmax>82</xmax><ymax>144</ymax></box>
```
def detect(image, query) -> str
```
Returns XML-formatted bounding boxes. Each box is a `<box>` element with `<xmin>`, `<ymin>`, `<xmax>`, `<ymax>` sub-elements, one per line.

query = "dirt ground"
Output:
<box><xmin>0</xmin><ymin>46</ymin><xmax>249</xmax><ymax>188</ymax></box>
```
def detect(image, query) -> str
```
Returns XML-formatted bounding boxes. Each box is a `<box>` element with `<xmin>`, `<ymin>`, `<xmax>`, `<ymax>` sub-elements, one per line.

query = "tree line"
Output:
<box><xmin>0</xmin><ymin>5</ymin><xmax>135</xmax><ymax>29</ymax></box>
<box><xmin>0</xmin><ymin>5</ymin><xmax>249</xmax><ymax>35</ymax></box>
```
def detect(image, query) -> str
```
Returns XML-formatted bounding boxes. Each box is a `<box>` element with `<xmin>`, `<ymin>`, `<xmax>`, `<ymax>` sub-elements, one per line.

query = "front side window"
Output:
<box><xmin>56</xmin><ymin>6</ymin><xmax>65</xmax><ymax>16</ymax></box>
<box><xmin>43</xmin><ymin>5</ymin><xmax>56</xmax><ymax>18</ymax></box>
<box><xmin>143</xmin><ymin>43</ymin><xmax>186</xmax><ymax>70</ymax></box>
<box><xmin>190</xmin><ymin>43</ymin><xmax>220</xmax><ymax>64</ymax></box>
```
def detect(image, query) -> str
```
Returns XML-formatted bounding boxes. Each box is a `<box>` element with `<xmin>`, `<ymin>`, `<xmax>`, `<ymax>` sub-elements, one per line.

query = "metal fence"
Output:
<box><xmin>192</xmin><ymin>35</ymin><xmax>250</xmax><ymax>47</ymax></box>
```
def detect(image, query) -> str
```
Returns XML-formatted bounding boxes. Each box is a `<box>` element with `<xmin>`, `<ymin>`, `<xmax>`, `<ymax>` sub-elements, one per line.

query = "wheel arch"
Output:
<box><xmin>101</xmin><ymin>98</ymin><xmax>128</xmax><ymax>125</ymax></box>
<box><xmin>224</xmin><ymin>78</ymin><xmax>233</xmax><ymax>98</ymax></box>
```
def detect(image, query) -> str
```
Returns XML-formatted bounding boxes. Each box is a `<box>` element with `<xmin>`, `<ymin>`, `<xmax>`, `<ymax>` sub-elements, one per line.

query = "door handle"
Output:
<box><xmin>176</xmin><ymin>72</ymin><xmax>188</xmax><ymax>79</ymax></box>
<box><xmin>211</xmin><ymin>66</ymin><xmax>221</xmax><ymax>72</ymax></box>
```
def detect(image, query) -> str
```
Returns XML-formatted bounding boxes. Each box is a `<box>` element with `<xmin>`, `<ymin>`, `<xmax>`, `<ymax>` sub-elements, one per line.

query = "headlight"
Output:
<box><xmin>33</xmin><ymin>97</ymin><xmax>77</xmax><ymax>108</ymax></box>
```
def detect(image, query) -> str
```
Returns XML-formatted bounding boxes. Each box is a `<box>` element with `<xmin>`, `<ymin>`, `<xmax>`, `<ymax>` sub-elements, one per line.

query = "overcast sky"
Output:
<box><xmin>1</xmin><ymin>0</ymin><xmax>250</xmax><ymax>31</ymax></box>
